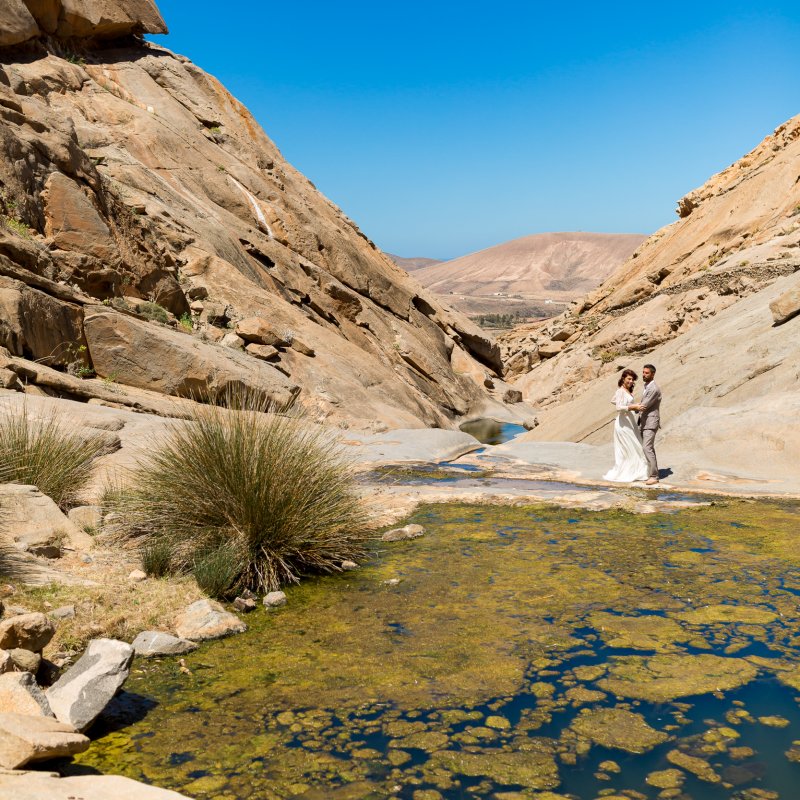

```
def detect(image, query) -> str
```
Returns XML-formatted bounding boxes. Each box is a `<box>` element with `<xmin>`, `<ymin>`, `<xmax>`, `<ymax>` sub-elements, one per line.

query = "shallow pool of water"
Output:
<box><xmin>68</xmin><ymin>501</ymin><xmax>800</xmax><ymax>799</ymax></box>
<box><xmin>459</xmin><ymin>419</ymin><xmax>527</xmax><ymax>445</ymax></box>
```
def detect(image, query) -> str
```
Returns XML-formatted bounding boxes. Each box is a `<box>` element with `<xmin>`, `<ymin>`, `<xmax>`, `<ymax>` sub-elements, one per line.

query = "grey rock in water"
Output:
<box><xmin>232</xmin><ymin>597</ymin><xmax>257</xmax><ymax>613</ymax></box>
<box><xmin>262</xmin><ymin>591</ymin><xmax>287</xmax><ymax>608</ymax></box>
<box><xmin>0</xmin><ymin>612</ymin><xmax>55</xmax><ymax>653</ymax></box>
<box><xmin>46</xmin><ymin>638</ymin><xmax>134</xmax><ymax>732</ymax></box>
<box><xmin>173</xmin><ymin>599</ymin><xmax>247</xmax><ymax>641</ymax></box>
<box><xmin>0</xmin><ymin>671</ymin><xmax>52</xmax><ymax>717</ymax></box>
<box><xmin>381</xmin><ymin>524</ymin><xmax>425</xmax><ymax>542</ymax></box>
<box><xmin>340</xmin><ymin>560</ymin><xmax>359</xmax><ymax>570</ymax></box>
<box><xmin>131</xmin><ymin>631</ymin><xmax>198</xmax><ymax>658</ymax></box>
<box><xmin>0</xmin><ymin>712</ymin><xmax>89</xmax><ymax>770</ymax></box>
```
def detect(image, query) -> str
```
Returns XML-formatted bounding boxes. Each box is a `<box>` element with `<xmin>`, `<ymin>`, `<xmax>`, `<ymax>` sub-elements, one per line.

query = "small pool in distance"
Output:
<box><xmin>459</xmin><ymin>418</ymin><xmax>527</xmax><ymax>445</ymax></box>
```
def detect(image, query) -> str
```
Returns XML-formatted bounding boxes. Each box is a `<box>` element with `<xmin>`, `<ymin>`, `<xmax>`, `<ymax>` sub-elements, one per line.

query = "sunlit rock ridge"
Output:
<box><xmin>0</xmin><ymin>0</ymin><xmax>506</xmax><ymax>430</ymax></box>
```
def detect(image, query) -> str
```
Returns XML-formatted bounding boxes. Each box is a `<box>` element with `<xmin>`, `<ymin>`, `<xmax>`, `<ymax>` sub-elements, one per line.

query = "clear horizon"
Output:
<box><xmin>150</xmin><ymin>1</ymin><xmax>800</xmax><ymax>260</ymax></box>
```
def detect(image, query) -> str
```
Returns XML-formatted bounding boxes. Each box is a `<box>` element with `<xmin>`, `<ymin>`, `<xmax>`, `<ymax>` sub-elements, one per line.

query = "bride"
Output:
<box><xmin>603</xmin><ymin>368</ymin><xmax>649</xmax><ymax>483</ymax></box>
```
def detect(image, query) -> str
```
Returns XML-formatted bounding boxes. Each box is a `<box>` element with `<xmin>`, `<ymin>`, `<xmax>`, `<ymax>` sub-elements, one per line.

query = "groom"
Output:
<box><xmin>630</xmin><ymin>363</ymin><xmax>661</xmax><ymax>485</ymax></box>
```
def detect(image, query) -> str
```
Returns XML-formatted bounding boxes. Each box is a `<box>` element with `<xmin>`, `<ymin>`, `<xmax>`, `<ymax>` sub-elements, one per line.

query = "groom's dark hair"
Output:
<box><xmin>643</xmin><ymin>363</ymin><xmax>656</xmax><ymax>373</ymax></box>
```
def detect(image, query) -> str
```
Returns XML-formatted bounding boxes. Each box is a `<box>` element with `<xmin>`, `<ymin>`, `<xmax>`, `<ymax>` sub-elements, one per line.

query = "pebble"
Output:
<box><xmin>128</xmin><ymin>570</ymin><xmax>147</xmax><ymax>582</ymax></box>
<box><xmin>341</xmin><ymin>560</ymin><xmax>358</xmax><ymax>570</ymax></box>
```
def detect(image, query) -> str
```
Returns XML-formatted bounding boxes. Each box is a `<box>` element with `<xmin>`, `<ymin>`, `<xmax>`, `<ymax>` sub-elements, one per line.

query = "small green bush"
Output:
<box><xmin>139</xmin><ymin>301</ymin><xmax>170</xmax><ymax>324</ymax></box>
<box><xmin>106</xmin><ymin>392</ymin><xmax>369</xmax><ymax>594</ymax></box>
<box><xmin>192</xmin><ymin>545</ymin><xmax>242</xmax><ymax>598</ymax></box>
<box><xmin>141</xmin><ymin>539</ymin><xmax>174</xmax><ymax>578</ymax></box>
<box><xmin>179</xmin><ymin>313</ymin><xmax>193</xmax><ymax>332</ymax></box>
<box><xmin>0</xmin><ymin>405</ymin><xmax>110</xmax><ymax>509</ymax></box>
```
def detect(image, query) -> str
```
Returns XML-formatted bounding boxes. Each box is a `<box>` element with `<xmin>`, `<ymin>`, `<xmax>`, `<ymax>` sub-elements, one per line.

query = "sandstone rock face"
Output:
<box><xmin>131</xmin><ymin>631</ymin><xmax>198</xmax><ymax>657</ymax></box>
<box><xmin>46</xmin><ymin>638</ymin><xmax>134</xmax><ymax>731</ymax></box>
<box><xmin>0</xmin><ymin>612</ymin><xmax>55</xmax><ymax>652</ymax></box>
<box><xmin>501</xmin><ymin>114</ymin><xmax>800</xmax><ymax>475</ymax></box>
<box><xmin>0</xmin><ymin>0</ymin><xmax>168</xmax><ymax>46</ymax></box>
<box><xmin>84</xmin><ymin>309</ymin><xmax>299</xmax><ymax>406</ymax></box>
<box><xmin>0</xmin><ymin>22</ymin><xmax>507</xmax><ymax>431</ymax></box>
<box><xmin>0</xmin><ymin>712</ymin><xmax>89</xmax><ymax>769</ymax></box>
<box><xmin>174</xmin><ymin>599</ymin><xmax>246</xmax><ymax>641</ymax></box>
<box><xmin>0</xmin><ymin>671</ymin><xmax>52</xmax><ymax>716</ymax></box>
<box><xmin>0</xmin><ymin>1</ymin><xmax>39</xmax><ymax>47</ymax></box>
<box><xmin>0</xmin><ymin>772</ymin><xmax>192</xmax><ymax>800</ymax></box>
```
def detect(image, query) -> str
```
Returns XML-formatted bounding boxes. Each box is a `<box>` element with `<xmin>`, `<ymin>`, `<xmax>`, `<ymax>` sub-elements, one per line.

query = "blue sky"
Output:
<box><xmin>150</xmin><ymin>2</ymin><xmax>800</xmax><ymax>259</ymax></box>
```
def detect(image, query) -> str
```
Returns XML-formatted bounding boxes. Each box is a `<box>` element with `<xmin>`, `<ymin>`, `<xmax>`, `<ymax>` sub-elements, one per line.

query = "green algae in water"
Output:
<box><xmin>70</xmin><ymin>501</ymin><xmax>800</xmax><ymax>799</ymax></box>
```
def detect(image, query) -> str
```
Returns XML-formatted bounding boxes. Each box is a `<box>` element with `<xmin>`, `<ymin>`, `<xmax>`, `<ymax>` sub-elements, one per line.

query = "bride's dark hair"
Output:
<box><xmin>618</xmin><ymin>368</ymin><xmax>638</xmax><ymax>387</ymax></box>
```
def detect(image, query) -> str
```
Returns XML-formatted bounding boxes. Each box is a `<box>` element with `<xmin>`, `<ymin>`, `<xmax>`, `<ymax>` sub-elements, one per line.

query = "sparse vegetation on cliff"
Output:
<box><xmin>105</xmin><ymin>393</ymin><xmax>369</xmax><ymax>595</ymax></box>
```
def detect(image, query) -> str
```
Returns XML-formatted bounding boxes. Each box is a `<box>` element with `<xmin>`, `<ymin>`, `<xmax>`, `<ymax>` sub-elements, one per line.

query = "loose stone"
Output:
<box><xmin>132</xmin><ymin>631</ymin><xmax>198</xmax><ymax>658</ymax></box>
<box><xmin>263</xmin><ymin>591</ymin><xmax>287</xmax><ymax>608</ymax></box>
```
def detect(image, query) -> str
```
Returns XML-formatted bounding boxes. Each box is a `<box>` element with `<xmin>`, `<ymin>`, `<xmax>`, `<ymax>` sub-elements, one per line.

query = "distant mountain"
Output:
<box><xmin>387</xmin><ymin>254</ymin><xmax>443</xmax><ymax>271</ymax></box>
<box><xmin>414</xmin><ymin>232</ymin><xmax>646</xmax><ymax>300</ymax></box>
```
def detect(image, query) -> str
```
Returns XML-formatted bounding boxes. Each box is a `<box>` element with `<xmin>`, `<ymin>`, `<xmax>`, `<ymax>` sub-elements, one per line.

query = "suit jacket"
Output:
<box><xmin>639</xmin><ymin>380</ymin><xmax>661</xmax><ymax>431</ymax></box>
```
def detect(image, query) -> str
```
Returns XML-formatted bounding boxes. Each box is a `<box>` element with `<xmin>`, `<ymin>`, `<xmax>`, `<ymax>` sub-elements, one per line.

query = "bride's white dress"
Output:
<box><xmin>603</xmin><ymin>387</ymin><xmax>649</xmax><ymax>482</ymax></box>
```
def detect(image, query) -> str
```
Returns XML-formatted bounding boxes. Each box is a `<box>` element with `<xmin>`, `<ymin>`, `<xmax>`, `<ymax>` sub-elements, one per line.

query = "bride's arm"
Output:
<box><xmin>612</xmin><ymin>389</ymin><xmax>631</xmax><ymax>411</ymax></box>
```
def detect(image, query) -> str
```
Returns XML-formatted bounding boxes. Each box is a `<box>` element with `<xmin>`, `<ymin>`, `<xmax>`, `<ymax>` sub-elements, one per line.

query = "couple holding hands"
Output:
<box><xmin>603</xmin><ymin>363</ymin><xmax>662</xmax><ymax>485</ymax></box>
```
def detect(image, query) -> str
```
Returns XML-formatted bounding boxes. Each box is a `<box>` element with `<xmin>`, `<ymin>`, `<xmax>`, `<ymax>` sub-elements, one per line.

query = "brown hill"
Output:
<box><xmin>387</xmin><ymin>254</ymin><xmax>443</xmax><ymax>271</ymax></box>
<box><xmin>416</xmin><ymin>232</ymin><xmax>644</xmax><ymax>298</ymax></box>
<box><xmin>501</xmin><ymin>114</ymin><xmax>800</xmax><ymax>486</ymax></box>
<box><xmin>0</xmin><ymin>1</ymin><xmax>514</xmax><ymax>431</ymax></box>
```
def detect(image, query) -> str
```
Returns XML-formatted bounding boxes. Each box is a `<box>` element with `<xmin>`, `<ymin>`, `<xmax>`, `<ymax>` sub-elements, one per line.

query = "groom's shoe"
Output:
<box><xmin>645</xmin><ymin>477</ymin><xmax>659</xmax><ymax>485</ymax></box>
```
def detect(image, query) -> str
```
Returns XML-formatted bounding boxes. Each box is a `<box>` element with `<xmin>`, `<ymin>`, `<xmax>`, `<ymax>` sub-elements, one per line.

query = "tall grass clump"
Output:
<box><xmin>106</xmin><ymin>393</ymin><xmax>369</xmax><ymax>596</ymax></box>
<box><xmin>0</xmin><ymin>404</ymin><xmax>110</xmax><ymax>509</ymax></box>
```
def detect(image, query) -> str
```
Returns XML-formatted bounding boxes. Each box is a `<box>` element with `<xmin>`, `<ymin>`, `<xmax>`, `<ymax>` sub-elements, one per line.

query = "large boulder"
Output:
<box><xmin>0</xmin><ymin>0</ymin><xmax>39</xmax><ymax>47</ymax></box>
<box><xmin>0</xmin><ymin>671</ymin><xmax>53</xmax><ymax>716</ymax></box>
<box><xmin>131</xmin><ymin>631</ymin><xmax>198</xmax><ymax>658</ymax></box>
<box><xmin>0</xmin><ymin>772</ymin><xmax>192</xmax><ymax>799</ymax></box>
<box><xmin>54</xmin><ymin>0</ymin><xmax>168</xmax><ymax>38</ymax></box>
<box><xmin>770</xmin><ymin>283</ymin><xmax>800</xmax><ymax>326</ymax></box>
<box><xmin>0</xmin><ymin>484</ymin><xmax>93</xmax><ymax>555</ymax></box>
<box><xmin>0</xmin><ymin>712</ymin><xmax>89</xmax><ymax>770</ymax></box>
<box><xmin>83</xmin><ymin>309</ymin><xmax>299</xmax><ymax>406</ymax></box>
<box><xmin>174</xmin><ymin>599</ymin><xmax>247</xmax><ymax>642</ymax></box>
<box><xmin>0</xmin><ymin>612</ymin><xmax>55</xmax><ymax>653</ymax></box>
<box><xmin>45</xmin><ymin>638</ymin><xmax>134</xmax><ymax>732</ymax></box>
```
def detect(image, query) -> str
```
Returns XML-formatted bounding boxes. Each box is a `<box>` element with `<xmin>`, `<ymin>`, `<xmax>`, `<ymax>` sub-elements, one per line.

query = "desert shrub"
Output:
<box><xmin>141</xmin><ymin>539</ymin><xmax>174</xmax><ymax>578</ymax></box>
<box><xmin>105</xmin><ymin>393</ymin><xmax>369</xmax><ymax>595</ymax></box>
<box><xmin>139</xmin><ymin>301</ymin><xmax>169</xmax><ymax>324</ymax></box>
<box><xmin>0</xmin><ymin>405</ymin><xmax>110</xmax><ymax>509</ymax></box>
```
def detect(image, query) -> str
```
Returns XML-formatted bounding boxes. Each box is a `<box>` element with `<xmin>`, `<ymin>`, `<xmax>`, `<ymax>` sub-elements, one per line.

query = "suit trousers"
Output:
<box><xmin>641</xmin><ymin>428</ymin><xmax>658</xmax><ymax>479</ymax></box>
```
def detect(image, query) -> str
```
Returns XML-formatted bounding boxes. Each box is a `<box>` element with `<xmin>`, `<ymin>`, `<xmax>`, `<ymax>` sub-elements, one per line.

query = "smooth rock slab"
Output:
<box><xmin>0</xmin><ymin>772</ymin><xmax>192</xmax><ymax>799</ymax></box>
<box><xmin>45</xmin><ymin>638</ymin><xmax>134</xmax><ymax>732</ymax></box>
<box><xmin>0</xmin><ymin>712</ymin><xmax>88</xmax><ymax>770</ymax></box>
<box><xmin>132</xmin><ymin>631</ymin><xmax>198</xmax><ymax>658</ymax></box>
<box><xmin>174</xmin><ymin>600</ymin><xmax>247</xmax><ymax>641</ymax></box>
<box><xmin>0</xmin><ymin>612</ymin><xmax>55</xmax><ymax>652</ymax></box>
<box><xmin>0</xmin><ymin>672</ymin><xmax>52</xmax><ymax>717</ymax></box>
<box><xmin>381</xmin><ymin>524</ymin><xmax>425</xmax><ymax>542</ymax></box>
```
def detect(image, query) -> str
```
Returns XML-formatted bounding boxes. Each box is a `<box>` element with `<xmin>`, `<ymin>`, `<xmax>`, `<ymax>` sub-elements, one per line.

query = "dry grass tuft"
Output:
<box><xmin>0</xmin><ymin>403</ymin><xmax>111</xmax><ymax>509</ymax></box>
<box><xmin>104</xmin><ymin>392</ymin><xmax>370</xmax><ymax>596</ymax></box>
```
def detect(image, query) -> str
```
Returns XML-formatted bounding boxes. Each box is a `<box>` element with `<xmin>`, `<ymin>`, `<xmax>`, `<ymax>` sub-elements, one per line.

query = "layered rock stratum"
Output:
<box><xmin>414</xmin><ymin>232</ymin><xmax>645</xmax><ymax>317</ymax></box>
<box><xmin>0</xmin><ymin>0</ymin><xmax>508</xmax><ymax>430</ymax></box>
<box><xmin>502</xmin><ymin>114</ymin><xmax>800</xmax><ymax>484</ymax></box>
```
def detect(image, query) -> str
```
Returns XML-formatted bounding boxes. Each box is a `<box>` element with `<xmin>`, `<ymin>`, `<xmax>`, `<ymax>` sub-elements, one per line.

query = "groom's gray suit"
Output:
<box><xmin>639</xmin><ymin>380</ymin><xmax>661</xmax><ymax>479</ymax></box>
